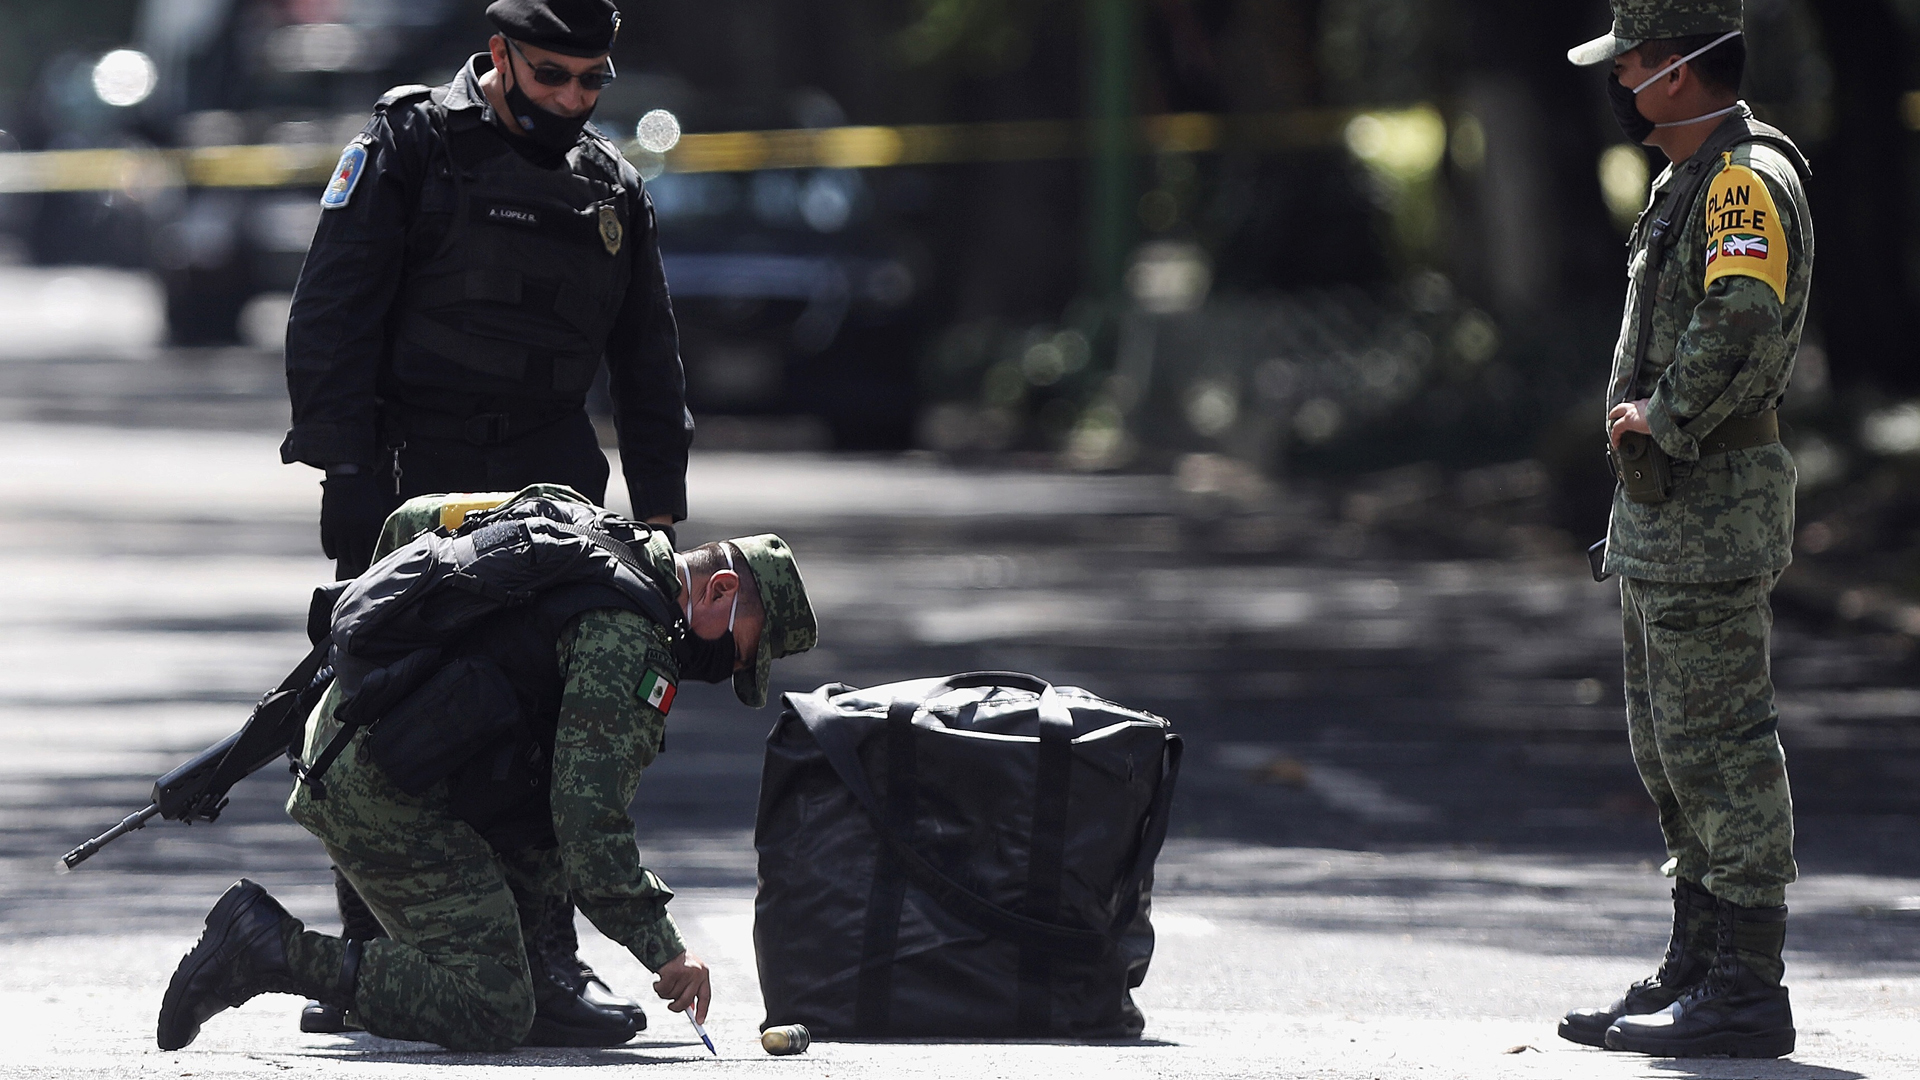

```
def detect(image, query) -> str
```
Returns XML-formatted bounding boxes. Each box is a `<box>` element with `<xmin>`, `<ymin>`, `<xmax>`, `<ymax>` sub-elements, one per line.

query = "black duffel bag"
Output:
<box><xmin>754</xmin><ymin>672</ymin><xmax>1182</xmax><ymax>1039</ymax></box>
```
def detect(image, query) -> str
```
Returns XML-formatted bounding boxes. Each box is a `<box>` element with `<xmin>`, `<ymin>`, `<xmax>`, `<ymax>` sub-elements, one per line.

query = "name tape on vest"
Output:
<box><xmin>483</xmin><ymin>204</ymin><xmax>541</xmax><ymax>228</ymax></box>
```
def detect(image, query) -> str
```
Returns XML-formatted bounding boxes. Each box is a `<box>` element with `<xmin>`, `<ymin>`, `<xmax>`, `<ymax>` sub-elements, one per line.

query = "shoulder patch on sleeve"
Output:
<box><xmin>321</xmin><ymin>139</ymin><xmax>369</xmax><ymax>211</ymax></box>
<box><xmin>1702</xmin><ymin>157</ymin><xmax>1789</xmax><ymax>303</ymax></box>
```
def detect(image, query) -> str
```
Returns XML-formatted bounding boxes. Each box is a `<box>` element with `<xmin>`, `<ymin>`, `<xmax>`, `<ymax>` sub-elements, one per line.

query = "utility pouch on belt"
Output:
<box><xmin>1612</xmin><ymin>432</ymin><xmax>1671</xmax><ymax>504</ymax></box>
<box><xmin>366</xmin><ymin>656</ymin><xmax>524</xmax><ymax>795</ymax></box>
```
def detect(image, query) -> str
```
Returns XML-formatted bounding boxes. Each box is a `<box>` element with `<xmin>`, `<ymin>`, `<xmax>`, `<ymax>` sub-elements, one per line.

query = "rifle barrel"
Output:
<box><xmin>57</xmin><ymin>802</ymin><xmax>160</xmax><ymax>873</ymax></box>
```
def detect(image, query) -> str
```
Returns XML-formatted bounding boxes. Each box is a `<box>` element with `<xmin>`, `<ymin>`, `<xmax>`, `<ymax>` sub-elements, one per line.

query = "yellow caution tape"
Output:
<box><xmin>0</xmin><ymin>109</ymin><xmax>1365</xmax><ymax>194</ymax></box>
<box><xmin>650</xmin><ymin>111</ymin><xmax>1356</xmax><ymax>174</ymax></box>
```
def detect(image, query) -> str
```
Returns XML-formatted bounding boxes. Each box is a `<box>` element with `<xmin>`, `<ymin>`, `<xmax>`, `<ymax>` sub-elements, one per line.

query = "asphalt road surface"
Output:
<box><xmin>0</xmin><ymin>270</ymin><xmax>1915</xmax><ymax>1077</ymax></box>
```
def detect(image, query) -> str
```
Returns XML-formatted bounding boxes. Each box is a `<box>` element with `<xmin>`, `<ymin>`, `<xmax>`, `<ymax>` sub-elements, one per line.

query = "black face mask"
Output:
<box><xmin>504</xmin><ymin>73</ymin><xmax>592</xmax><ymax>154</ymax></box>
<box><xmin>1608</xmin><ymin>74</ymin><xmax>1656</xmax><ymax>146</ymax></box>
<box><xmin>674</xmin><ymin>629</ymin><xmax>736</xmax><ymax>684</ymax></box>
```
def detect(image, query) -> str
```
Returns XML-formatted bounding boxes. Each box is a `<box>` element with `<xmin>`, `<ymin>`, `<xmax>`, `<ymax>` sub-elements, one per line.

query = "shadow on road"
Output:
<box><xmin>1647</xmin><ymin>1059</ymin><xmax>1866</xmax><ymax>1080</ymax></box>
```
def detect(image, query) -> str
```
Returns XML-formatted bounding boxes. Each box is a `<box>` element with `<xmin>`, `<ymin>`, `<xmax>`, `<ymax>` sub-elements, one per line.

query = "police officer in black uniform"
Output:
<box><xmin>284</xmin><ymin>0</ymin><xmax>690</xmax><ymax>579</ymax></box>
<box><xmin>280</xmin><ymin>0</ymin><xmax>688</xmax><ymax>1044</ymax></box>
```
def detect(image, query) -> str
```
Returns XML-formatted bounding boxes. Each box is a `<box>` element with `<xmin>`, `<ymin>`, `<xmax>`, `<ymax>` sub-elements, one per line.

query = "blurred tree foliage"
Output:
<box><xmin>896</xmin><ymin>0</ymin><xmax>1069</xmax><ymax>74</ymax></box>
<box><xmin>896</xmin><ymin>0</ymin><xmax>1920</xmax><ymax>507</ymax></box>
<box><xmin>0</xmin><ymin>0</ymin><xmax>140</xmax><ymax>109</ymax></box>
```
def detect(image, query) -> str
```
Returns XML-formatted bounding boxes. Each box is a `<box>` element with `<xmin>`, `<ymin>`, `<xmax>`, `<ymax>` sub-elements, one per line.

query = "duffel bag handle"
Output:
<box><xmin>933</xmin><ymin>671</ymin><xmax>1052</xmax><ymax>695</ymax></box>
<box><xmin>915</xmin><ymin>671</ymin><xmax>1078</xmax><ymax>736</ymax></box>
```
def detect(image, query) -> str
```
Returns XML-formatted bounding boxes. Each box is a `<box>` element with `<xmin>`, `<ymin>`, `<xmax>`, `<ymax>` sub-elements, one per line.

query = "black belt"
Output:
<box><xmin>381</xmin><ymin>407</ymin><xmax>576</xmax><ymax>447</ymax></box>
<box><xmin>1698</xmin><ymin>410</ymin><xmax>1779</xmax><ymax>456</ymax></box>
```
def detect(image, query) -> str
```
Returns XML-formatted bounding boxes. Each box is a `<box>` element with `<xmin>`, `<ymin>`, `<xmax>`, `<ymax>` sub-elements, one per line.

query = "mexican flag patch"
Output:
<box><xmin>1720</xmin><ymin>233</ymin><xmax>1768</xmax><ymax>260</ymax></box>
<box><xmin>639</xmin><ymin>669</ymin><xmax>676</xmax><ymax>714</ymax></box>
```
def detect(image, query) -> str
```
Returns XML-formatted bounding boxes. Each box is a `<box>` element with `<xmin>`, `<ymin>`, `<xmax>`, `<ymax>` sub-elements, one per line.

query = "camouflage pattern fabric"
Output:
<box><xmin>546</xmin><ymin>608</ymin><xmax>680</xmax><ymax>961</ymax></box>
<box><xmin>1602</xmin><ymin>108</ymin><xmax>1813</xmax><ymax>583</ymax></box>
<box><xmin>721</xmin><ymin>533</ymin><xmax>818</xmax><ymax>708</ymax></box>
<box><xmin>1568</xmin><ymin>0</ymin><xmax>1745</xmax><ymax>66</ymax></box>
<box><xmin>1621</xmin><ymin>574</ymin><xmax>1796</xmax><ymax>907</ymax></box>
<box><xmin>284</xmin><ymin>491</ymin><xmax>685</xmax><ymax>1049</ymax></box>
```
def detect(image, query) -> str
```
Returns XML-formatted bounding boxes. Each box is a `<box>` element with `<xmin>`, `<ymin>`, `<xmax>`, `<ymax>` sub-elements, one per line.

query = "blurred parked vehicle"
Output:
<box><xmin>15</xmin><ymin>0</ymin><xmax>930</xmax><ymax>447</ymax></box>
<box><xmin>126</xmin><ymin>0</ymin><xmax>480</xmax><ymax>343</ymax></box>
<box><xmin>641</xmin><ymin>107</ymin><xmax>929</xmax><ymax>450</ymax></box>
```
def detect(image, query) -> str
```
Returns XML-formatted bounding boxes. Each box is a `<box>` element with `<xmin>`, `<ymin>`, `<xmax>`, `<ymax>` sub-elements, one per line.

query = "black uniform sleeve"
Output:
<box><xmin>279</xmin><ymin>104</ymin><xmax>432</xmax><ymax>469</ymax></box>
<box><xmin>605</xmin><ymin>184</ymin><xmax>693</xmax><ymax>522</ymax></box>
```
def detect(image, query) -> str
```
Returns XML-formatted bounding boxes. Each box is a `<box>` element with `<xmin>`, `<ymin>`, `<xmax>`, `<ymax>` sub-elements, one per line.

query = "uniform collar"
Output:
<box><xmin>447</xmin><ymin>51</ymin><xmax>587</xmax><ymax>165</ymax></box>
<box><xmin>445</xmin><ymin>53</ymin><xmax>494</xmax><ymax>118</ymax></box>
<box><xmin>1649</xmin><ymin>103</ymin><xmax>1755</xmax><ymax>197</ymax></box>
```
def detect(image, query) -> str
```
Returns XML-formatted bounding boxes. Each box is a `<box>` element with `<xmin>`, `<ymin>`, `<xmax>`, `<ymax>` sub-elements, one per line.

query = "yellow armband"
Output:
<box><xmin>1702</xmin><ymin>156</ymin><xmax>1789</xmax><ymax>303</ymax></box>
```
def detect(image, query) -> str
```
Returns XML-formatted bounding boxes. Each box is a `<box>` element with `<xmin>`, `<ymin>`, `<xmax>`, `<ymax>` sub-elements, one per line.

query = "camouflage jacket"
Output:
<box><xmin>293</xmin><ymin>486</ymin><xmax>689</xmax><ymax>971</ymax></box>
<box><xmin>1603</xmin><ymin>108</ymin><xmax>1814</xmax><ymax>583</ymax></box>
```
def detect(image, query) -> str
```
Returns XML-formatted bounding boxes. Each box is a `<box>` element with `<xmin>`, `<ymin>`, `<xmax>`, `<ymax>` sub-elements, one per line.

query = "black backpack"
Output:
<box><xmin>298</xmin><ymin>492</ymin><xmax>680</xmax><ymax>798</ymax></box>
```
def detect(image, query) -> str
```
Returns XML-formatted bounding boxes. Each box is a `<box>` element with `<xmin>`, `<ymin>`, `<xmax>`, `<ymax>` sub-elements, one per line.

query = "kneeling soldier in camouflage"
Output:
<box><xmin>155</xmin><ymin>487</ymin><xmax>817</xmax><ymax>1051</ymax></box>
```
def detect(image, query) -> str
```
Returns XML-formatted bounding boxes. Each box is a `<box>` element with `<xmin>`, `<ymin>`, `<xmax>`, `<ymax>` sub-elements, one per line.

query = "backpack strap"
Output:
<box><xmin>533</xmin><ymin>518</ymin><xmax>684</xmax><ymax>633</ymax></box>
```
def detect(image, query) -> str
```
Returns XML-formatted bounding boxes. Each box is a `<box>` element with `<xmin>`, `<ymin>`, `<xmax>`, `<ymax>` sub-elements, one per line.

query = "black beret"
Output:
<box><xmin>486</xmin><ymin>0</ymin><xmax>621</xmax><ymax>58</ymax></box>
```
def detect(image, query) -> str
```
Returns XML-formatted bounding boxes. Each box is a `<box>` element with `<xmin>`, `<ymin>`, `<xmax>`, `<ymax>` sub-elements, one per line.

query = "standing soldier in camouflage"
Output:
<box><xmin>1556</xmin><ymin>0</ymin><xmax>1811</xmax><ymax>1060</ymax></box>
<box><xmin>152</xmin><ymin>489</ymin><xmax>819</xmax><ymax>1052</ymax></box>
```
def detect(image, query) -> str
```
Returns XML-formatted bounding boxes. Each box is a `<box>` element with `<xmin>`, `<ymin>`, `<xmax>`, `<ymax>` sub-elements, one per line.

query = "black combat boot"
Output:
<box><xmin>301</xmin><ymin>866</ymin><xmax>384</xmax><ymax>1034</ymax></box>
<box><xmin>563</xmin><ymin>958</ymin><xmax>648</xmax><ymax>1030</ymax></box>
<box><xmin>159</xmin><ymin>880</ymin><xmax>341</xmax><ymax>1050</ymax></box>
<box><xmin>1606</xmin><ymin>898</ymin><xmax>1794</xmax><ymax>1058</ymax></box>
<box><xmin>547</xmin><ymin>893</ymin><xmax>648</xmax><ymax>1031</ymax></box>
<box><xmin>521</xmin><ymin>894</ymin><xmax>643</xmax><ymax>1047</ymax></box>
<box><xmin>1559</xmin><ymin>878</ymin><xmax>1716</xmax><ymax>1048</ymax></box>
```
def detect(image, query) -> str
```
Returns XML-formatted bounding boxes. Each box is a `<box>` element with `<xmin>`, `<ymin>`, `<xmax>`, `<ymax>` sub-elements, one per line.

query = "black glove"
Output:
<box><xmin>320</xmin><ymin>469</ymin><xmax>390</xmax><ymax>576</ymax></box>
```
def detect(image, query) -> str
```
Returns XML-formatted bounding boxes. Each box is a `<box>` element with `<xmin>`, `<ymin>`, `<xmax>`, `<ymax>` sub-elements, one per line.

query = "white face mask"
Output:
<box><xmin>722</xmin><ymin>544</ymin><xmax>739</xmax><ymax>633</ymax></box>
<box><xmin>1630</xmin><ymin>31</ymin><xmax>1744</xmax><ymax>130</ymax></box>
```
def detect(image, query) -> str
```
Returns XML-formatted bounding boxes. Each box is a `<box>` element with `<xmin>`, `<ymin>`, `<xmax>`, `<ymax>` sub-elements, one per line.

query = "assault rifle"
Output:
<box><xmin>59</xmin><ymin>586</ymin><xmax>343</xmax><ymax>872</ymax></box>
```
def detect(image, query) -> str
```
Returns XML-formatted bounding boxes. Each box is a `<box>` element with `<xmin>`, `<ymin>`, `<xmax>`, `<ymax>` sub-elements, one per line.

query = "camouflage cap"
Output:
<box><xmin>725</xmin><ymin>534</ymin><xmax>817</xmax><ymax>708</ymax></box>
<box><xmin>1567</xmin><ymin>0</ymin><xmax>1743</xmax><ymax>66</ymax></box>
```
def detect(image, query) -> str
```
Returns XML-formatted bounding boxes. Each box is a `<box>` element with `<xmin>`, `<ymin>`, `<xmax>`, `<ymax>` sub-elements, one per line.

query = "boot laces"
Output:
<box><xmin>524</xmin><ymin>896</ymin><xmax>593</xmax><ymax>995</ymax></box>
<box><xmin>1676</xmin><ymin>907</ymin><xmax>1743</xmax><ymax>1007</ymax></box>
<box><xmin>1648</xmin><ymin>889</ymin><xmax>1699</xmax><ymax>986</ymax></box>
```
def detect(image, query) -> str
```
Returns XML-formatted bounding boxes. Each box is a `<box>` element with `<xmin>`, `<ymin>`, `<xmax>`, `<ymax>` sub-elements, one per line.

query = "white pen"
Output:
<box><xmin>687</xmin><ymin>1012</ymin><xmax>717</xmax><ymax>1056</ymax></box>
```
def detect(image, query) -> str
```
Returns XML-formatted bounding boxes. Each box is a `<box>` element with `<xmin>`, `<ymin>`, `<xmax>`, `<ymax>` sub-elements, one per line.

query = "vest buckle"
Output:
<box><xmin>464</xmin><ymin>413</ymin><xmax>512</xmax><ymax>446</ymax></box>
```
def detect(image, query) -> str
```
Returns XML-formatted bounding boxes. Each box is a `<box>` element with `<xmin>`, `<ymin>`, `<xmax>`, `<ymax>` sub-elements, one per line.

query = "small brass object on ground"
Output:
<box><xmin>761</xmin><ymin>1024</ymin><xmax>810</xmax><ymax>1055</ymax></box>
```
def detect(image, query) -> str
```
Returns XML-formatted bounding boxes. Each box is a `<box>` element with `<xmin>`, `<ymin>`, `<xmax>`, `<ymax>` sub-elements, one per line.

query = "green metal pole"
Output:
<box><xmin>1085</xmin><ymin>0</ymin><xmax>1137</xmax><ymax>302</ymax></box>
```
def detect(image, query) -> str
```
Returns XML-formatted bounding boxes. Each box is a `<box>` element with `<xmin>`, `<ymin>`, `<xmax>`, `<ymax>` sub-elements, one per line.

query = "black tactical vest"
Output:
<box><xmin>424</xmin><ymin>581</ymin><xmax>649</xmax><ymax>849</ymax></box>
<box><xmin>313</xmin><ymin>493</ymin><xmax>679</xmax><ymax>849</ymax></box>
<box><xmin>387</xmin><ymin>85</ymin><xmax>639</xmax><ymax>407</ymax></box>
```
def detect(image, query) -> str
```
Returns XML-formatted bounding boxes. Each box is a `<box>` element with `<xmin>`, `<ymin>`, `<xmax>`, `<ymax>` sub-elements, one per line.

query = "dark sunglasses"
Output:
<box><xmin>508</xmin><ymin>39</ymin><xmax>616</xmax><ymax>91</ymax></box>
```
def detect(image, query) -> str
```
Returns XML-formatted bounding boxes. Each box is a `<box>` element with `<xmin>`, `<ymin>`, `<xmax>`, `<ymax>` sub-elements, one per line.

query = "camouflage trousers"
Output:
<box><xmin>287</xmin><ymin>719</ymin><xmax>568</xmax><ymax>1050</ymax></box>
<box><xmin>1621</xmin><ymin>574</ymin><xmax>1797</xmax><ymax>907</ymax></box>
